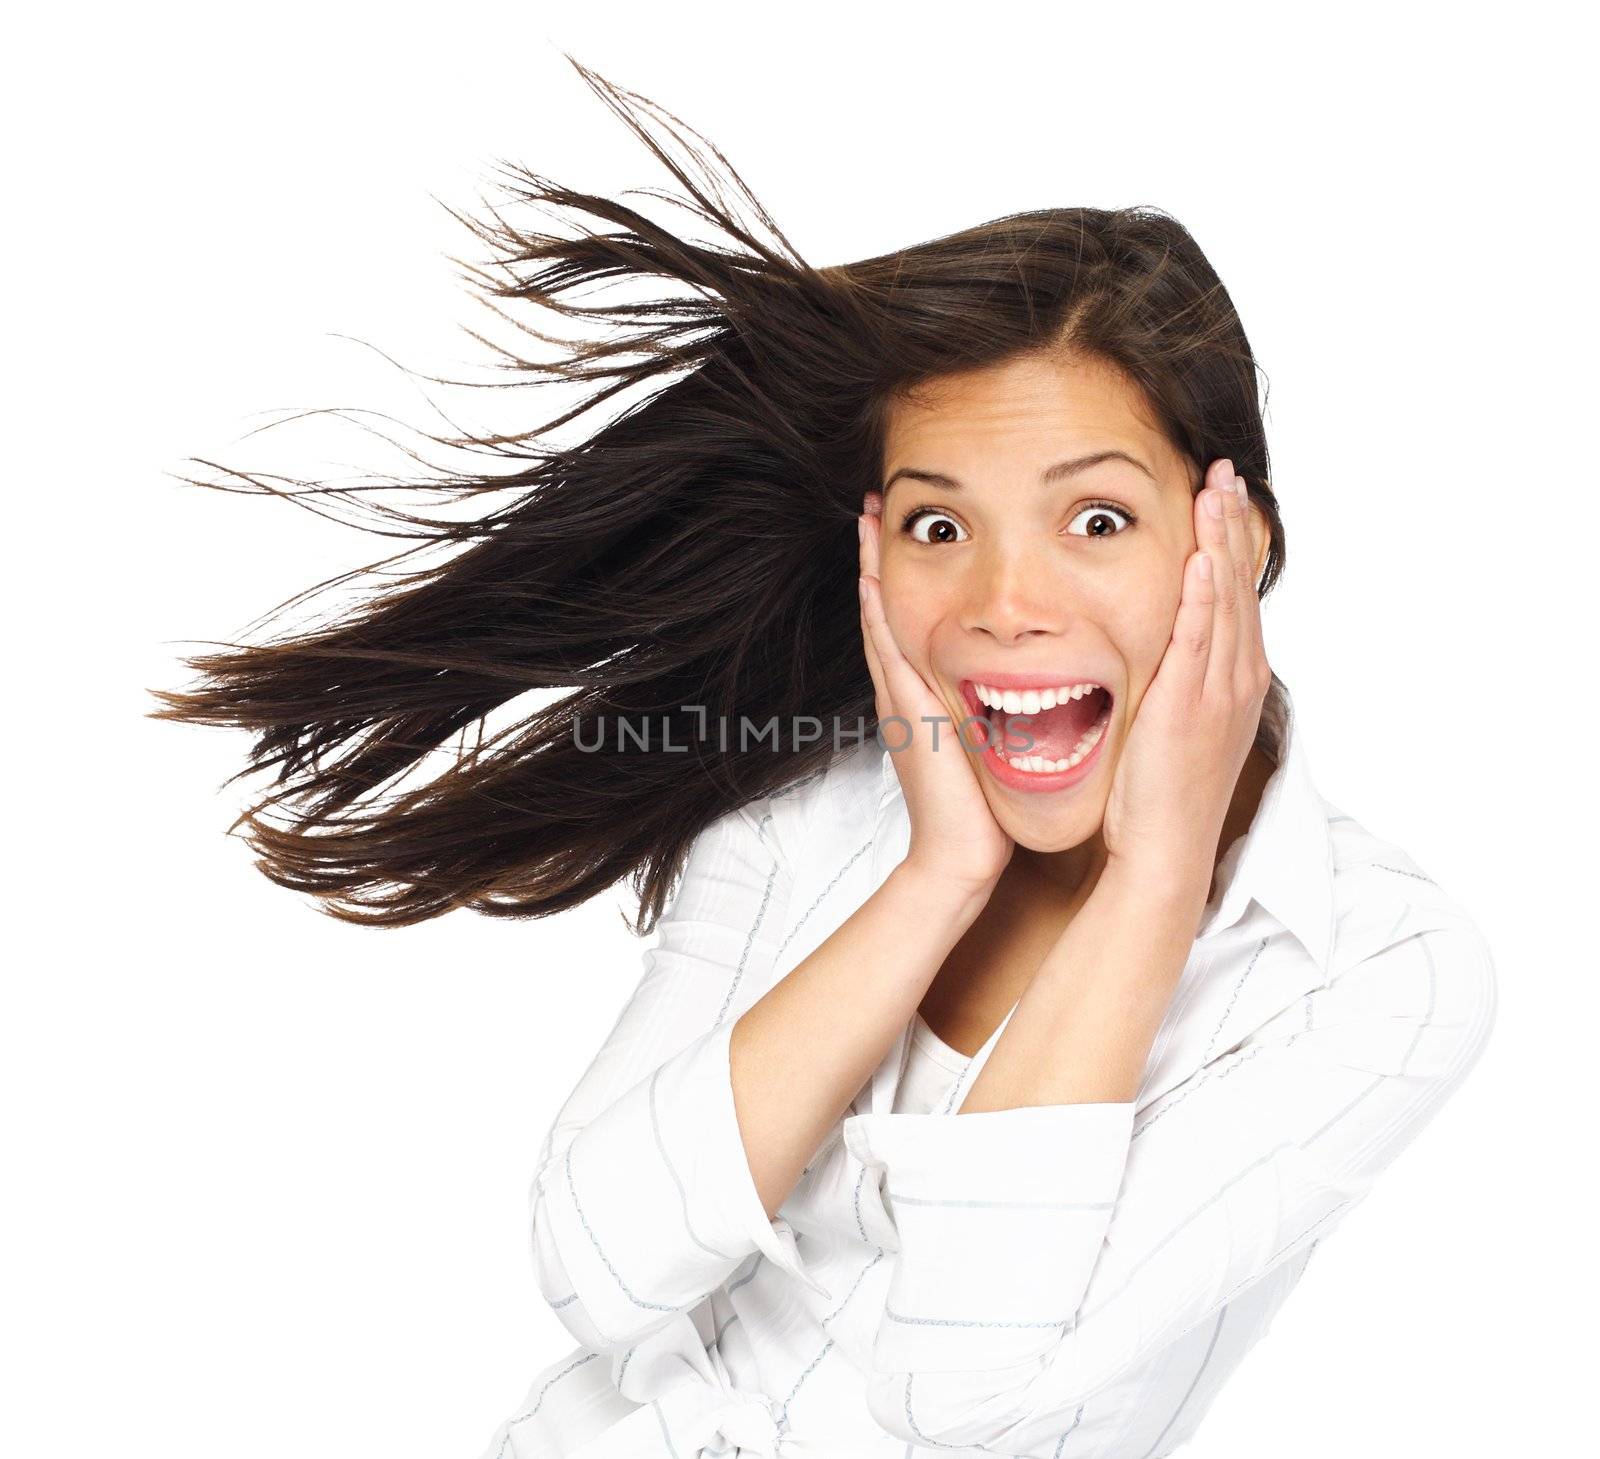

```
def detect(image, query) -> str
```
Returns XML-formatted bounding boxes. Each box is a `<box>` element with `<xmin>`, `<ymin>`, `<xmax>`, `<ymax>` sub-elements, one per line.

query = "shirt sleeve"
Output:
<box><xmin>842</xmin><ymin>912</ymin><xmax>1498</xmax><ymax>1453</ymax></box>
<box><xmin>527</xmin><ymin>792</ymin><xmax>833</xmax><ymax>1356</ymax></box>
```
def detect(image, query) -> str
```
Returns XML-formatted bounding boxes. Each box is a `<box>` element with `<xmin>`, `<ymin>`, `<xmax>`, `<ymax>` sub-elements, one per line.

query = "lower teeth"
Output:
<box><xmin>998</xmin><ymin>720</ymin><xmax>1105</xmax><ymax>773</ymax></box>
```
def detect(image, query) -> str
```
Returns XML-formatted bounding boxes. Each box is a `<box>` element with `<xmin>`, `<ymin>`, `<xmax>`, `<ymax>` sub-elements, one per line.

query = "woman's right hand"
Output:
<box><xmin>859</xmin><ymin>494</ymin><xmax>1014</xmax><ymax>895</ymax></box>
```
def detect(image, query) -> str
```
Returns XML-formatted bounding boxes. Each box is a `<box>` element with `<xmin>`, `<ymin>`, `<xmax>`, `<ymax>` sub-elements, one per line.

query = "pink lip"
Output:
<box><xmin>952</xmin><ymin>674</ymin><xmax>1116</xmax><ymax>796</ymax></box>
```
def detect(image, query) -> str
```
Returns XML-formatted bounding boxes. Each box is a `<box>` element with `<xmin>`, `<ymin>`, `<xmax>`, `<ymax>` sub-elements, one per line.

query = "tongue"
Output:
<box><xmin>996</xmin><ymin>691</ymin><xmax>1105</xmax><ymax>758</ymax></box>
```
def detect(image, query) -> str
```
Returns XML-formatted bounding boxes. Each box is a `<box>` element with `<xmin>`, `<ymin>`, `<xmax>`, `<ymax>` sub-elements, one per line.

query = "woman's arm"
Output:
<box><xmin>957</xmin><ymin>853</ymin><xmax>1210</xmax><ymax>1114</ymax></box>
<box><xmin>733</xmin><ymin>858</ymin><xmax>988</xmax><ymax>1219</ymax></box>
<box><xmin>844</xmin><ymin>904</ymin><xmax>1498</xmax><ymax>1452</ymax></box>
<box><xmin>526</xmin><ymin>794</ymin><xmax>817</xmax><ymax>1355</ymax></box>
<box><xmin>528</xmin><ymin>787</ymin><xmax>991</xmax><ymax>1355</ymax></box>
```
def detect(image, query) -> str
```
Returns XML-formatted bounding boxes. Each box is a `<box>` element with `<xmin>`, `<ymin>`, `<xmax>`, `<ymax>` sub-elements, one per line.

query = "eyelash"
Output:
<box><xmin>899</xmin><ymin>499</ymin><xmax>1138</xmax><ymax>542</ymax></box>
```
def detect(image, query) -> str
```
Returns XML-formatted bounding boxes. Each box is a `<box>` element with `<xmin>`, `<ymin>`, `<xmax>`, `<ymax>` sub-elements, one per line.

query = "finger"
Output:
<box><xmin>1167</xmin><ymin>546</ymin><xmax>1217</xmax><ymax>698</ymax></box>
<box><xmin>861</xmin><ymin>508</ymin><xmax>909</xmax><ymax>679</ymax></box>
<box><xmin>857</xmin><ymin>505</ymin><xmax>896</xmax><ymax>710</ymax></box>
<box><xmin>858</xmin><ymin>515</ymin><xmax>910</xmax><ymax>690</ymax></box>
<box><xmin>858</xmin><ymin>521</ymin><xmax>891</xmax><ymax>715</ymax></box>
<box><xmin>1220</xmin><ymin>469</ymin><xmax>1255</xmax><ymax>613</ymax></box>
<box><xmin>859</xmin><ymin>573</ymin><xmax>928</xmax><ymax>748</ymax></box>
<box><xmin>859</xmin><ymin>511</ymin><xmax>893</xmax><ymax>681</ymax></box>
<box><xmin>1195</xmin><ymin>463</ymin><xmax>1240</xmax><ymax>689</ymax></box>
<box><xmin>859</xmin><ymin>599</ymin><xmax>891</xmax><ymax>721</ymax></box>
<box><xmin>859</xmin><ymin>566</ymin><xmax>946</xmax><ymax>741</ymax></box>
<box><xmin>1217</xmin><ymin>471</ymin><xmax>1269</xmax><ymax>701</ymax></box>
<box><xmin>1213</xmin><ymin>469</ymin><xmax>1251</xmax><ymax>693</ymax></box>
<box><xmin>1232</xmin><ymin>474</ymin><xmax>1268</xmax><ymax>664</ymax></box>
<box><xmin>859</xmin><ymin>568</ymin><xmax>913</xmax><ymax>681</ymax></box>
<box><xmin>861</xmin><ymin>494</ymin><xmax>884</xmax><ymax>581</ymax></box>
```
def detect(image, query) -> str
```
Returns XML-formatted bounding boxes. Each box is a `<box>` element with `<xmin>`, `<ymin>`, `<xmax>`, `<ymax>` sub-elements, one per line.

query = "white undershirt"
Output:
<box><xmin>893</xmin><ymin>1011</ymin><xmax>974</xmax><ymax>1116</ymax></box>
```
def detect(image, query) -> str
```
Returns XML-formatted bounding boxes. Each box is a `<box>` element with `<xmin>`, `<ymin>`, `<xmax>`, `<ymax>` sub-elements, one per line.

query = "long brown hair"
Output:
<box><xmin>148</xmin><ymin>55</ymin><xmax>1289</xmax><ymax>935</ymax></box>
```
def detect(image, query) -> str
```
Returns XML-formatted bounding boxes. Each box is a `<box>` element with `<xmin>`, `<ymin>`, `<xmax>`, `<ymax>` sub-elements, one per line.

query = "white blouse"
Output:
<box><xmin>477</xmin><ymin>700</ymin><xmax>1497</xmax><ymax>1458</ymax></box>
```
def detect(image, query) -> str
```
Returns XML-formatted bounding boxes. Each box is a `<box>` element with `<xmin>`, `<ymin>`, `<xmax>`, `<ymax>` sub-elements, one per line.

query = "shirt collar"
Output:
<box><xmin>1197</xmin><ymin>691</ymin><xmax>1336</xmax><ymax>974</ymax></box>
<box><xmin>874</xmin><ymin>690</ymin><xmax>1335</xmax><ymax>975</ymax></box>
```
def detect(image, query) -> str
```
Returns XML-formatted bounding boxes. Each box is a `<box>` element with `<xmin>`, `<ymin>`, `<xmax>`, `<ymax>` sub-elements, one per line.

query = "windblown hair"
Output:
<box><xmin>148</xmin><ymin>55</ymin><xmax>1289</xmax><ymax>934</ymax></box>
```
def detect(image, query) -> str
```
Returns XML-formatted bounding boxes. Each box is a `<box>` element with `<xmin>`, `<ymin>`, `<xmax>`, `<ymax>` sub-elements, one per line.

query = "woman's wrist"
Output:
<box><xmin>1088</xmin><ymin>851</ymin><xmax>1209</xmax><ymax>953</ymax></box>
<box><xmin>891</xmin><ymin>855</ymin><xmax>996</xmax><ymax>930</ymax></box>
<box><xmin>1097</xmin><ymin>843</ymin><xmax>1215</xmax><ymax>928</ymax></box>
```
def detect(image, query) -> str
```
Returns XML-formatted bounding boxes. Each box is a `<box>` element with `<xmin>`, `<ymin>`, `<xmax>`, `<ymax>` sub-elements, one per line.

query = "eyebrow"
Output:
<box><xmin>882</xmin><ymin>449</ymin><xmax>1158</xmax><ymax>494</ymax></box>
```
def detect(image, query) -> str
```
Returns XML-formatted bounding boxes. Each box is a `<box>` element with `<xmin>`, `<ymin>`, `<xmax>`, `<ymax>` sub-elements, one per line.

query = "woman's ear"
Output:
<box><xmin>1245</xmin><ymin>498</ymin><xmax>1270</xmax><ymax>586</ymax></box>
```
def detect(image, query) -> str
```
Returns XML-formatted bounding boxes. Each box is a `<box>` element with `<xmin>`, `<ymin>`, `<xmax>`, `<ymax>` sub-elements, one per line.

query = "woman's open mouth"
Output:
<box><xmin>958</xmin><ymin>677</ymin><xmax>1115</xmax><ymax>792</ymax></box>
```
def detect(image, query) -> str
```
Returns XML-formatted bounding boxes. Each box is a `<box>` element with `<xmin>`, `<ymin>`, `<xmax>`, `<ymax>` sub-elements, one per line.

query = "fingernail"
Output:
<box><xmin>1205</xmin><ymin>488</ymin><xmax>1225</xmax><ymax>517</ymax></box>
<box><xmin>1197</xmin><ymin>552</ymin><xmax>1213</xmax><ymax>581</ymax></box>
<box><xmin>1217</xmin><ymin>457</ymin><xmax>1235</xmax><ymax>482</ymax></box>
<box><xmin>858</xmin><ymin>576</ymin><xmax>868</xmax><ymax>601</ymax></box>
<box><xmin>1234</xmin><ymin>474</ymin><xmax>1248</xmax><ymax>500</ymax></box>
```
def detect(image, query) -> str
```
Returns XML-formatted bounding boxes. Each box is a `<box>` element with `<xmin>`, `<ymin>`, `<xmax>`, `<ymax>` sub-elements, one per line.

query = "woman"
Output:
<box><xmin>150</xmin><ymin>60</ymin><xmax>1497</xmax><ymax>1459</ymax></box>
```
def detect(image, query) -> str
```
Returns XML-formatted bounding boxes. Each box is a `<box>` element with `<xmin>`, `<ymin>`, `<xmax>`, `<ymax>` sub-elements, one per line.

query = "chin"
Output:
<box><xmin>984</xmin><ymin>787</ymin><xmax>1108</xmax><ymax>855</ymax></box>
<box><xmin>1012</xmin><ymin>826</ymin><xmax>1100</xmax><ymax>855</ymax></box>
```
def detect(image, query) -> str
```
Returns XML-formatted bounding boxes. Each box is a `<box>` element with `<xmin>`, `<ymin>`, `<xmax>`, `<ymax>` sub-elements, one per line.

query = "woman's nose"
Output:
<box><xmin>959</xmin><ymin>550</ymin><xmax>1071</xmax><ymax>644</ymax></box>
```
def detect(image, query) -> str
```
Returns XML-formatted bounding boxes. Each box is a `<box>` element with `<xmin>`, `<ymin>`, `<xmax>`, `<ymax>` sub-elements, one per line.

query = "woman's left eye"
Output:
<box><xmin>903</xmin><ymin>510</ymin><xmax>969</xmax><ymax>544</ymax></box>
<box><xmin>1065</xmin><ymin>502</ymin><xmax>1134</xmax><ymax>538</ymax></box>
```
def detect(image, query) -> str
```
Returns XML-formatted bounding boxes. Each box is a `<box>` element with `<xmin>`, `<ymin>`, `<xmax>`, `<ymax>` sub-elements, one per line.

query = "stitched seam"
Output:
<box><xmin>890</xmin><ymin>1192</ymin><xmax>1115</xmax><ymax>1212</ymax></box>
<box><xmin>713</xmin><ymin>811</ymin><xmax>782</xmax><ymax>1027</ymax></box>
<box><xmin>492</xmin><ymin>1351</ymin><xmax>604</xmax><ymax>1455</ymax></box>
<box><xmin>1135</xmin><ymin>1308</ymin><xmax>1228</xmax><ymax>1459</ymax></box>
<box><xmin>773</xmin><ymin>835</ymin><xmax>874</xmax><ymax>963</ymax></box>
<box><xmin>1202</xmin><ymin>937</ymin><xmax>1268</xmax><ymax>1062</ymax></box>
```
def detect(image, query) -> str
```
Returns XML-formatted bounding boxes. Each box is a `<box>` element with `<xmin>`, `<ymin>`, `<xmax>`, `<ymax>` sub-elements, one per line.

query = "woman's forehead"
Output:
<box><xmin>882</xmin><ymin>353</ymin><xmax>1177</xmax><ymax>474</ymax></box>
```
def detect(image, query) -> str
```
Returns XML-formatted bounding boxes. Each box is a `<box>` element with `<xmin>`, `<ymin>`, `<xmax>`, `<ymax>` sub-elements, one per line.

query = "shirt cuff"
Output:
<box><xmin>843</xmin><ymin>1101</ymin><xmax>1135</xmax><ymax>1373</ymax></box>
<box><xmin>535</xmin><ymin>1018</ymin><xmax>831</xmax><ymax>1343</ymax></box>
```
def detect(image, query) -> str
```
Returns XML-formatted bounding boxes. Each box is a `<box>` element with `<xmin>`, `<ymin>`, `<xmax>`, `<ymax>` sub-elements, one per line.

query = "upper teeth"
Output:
<box><xmin>973</xmin><ymin>682</ymin><xmax>1101</xmax><ymax>713</ymax></box>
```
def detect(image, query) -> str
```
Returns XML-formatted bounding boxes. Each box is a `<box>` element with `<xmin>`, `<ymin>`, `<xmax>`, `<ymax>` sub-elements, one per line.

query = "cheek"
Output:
<box><xmin>883</xmin><ymin>553</ymin><xmax>940</xmax><ymax>639</ymax></box>
<box><xmin>880</xmin><ymin>568</ymin><xmax>944</xmax><ymax>666</ymax></box>
<box><xmin>1098</xmin><ymin>557</ymin><xmax>1187</xmax><ymax>689</ymax></box>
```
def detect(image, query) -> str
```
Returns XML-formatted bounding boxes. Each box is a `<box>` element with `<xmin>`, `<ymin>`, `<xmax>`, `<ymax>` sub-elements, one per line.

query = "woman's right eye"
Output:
<box><xmin>903</xmin><ymin>509</ymin><xmax>969</xmax><ymax>544</ymax></box>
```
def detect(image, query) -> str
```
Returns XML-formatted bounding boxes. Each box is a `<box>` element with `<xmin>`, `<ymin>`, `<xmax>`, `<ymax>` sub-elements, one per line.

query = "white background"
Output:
<box><xmin>5</xmin><ymin>3</ymin><xmax>1592</xmax><ymax>1455</ymax></box>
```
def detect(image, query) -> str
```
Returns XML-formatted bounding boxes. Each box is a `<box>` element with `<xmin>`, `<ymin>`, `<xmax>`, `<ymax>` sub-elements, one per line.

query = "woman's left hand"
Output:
<box><xmin>1100</xmin><ymin>457</ymin><xmax>1273</xmax><ymax>879</ymax></box>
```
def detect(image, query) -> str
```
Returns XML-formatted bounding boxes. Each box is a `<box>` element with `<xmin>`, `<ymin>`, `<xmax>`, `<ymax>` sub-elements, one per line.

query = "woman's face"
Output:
<box><xmin>875</xmin><ymin>349</ymin><xmax>1266</xmax><ymax>854</ymax></box>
